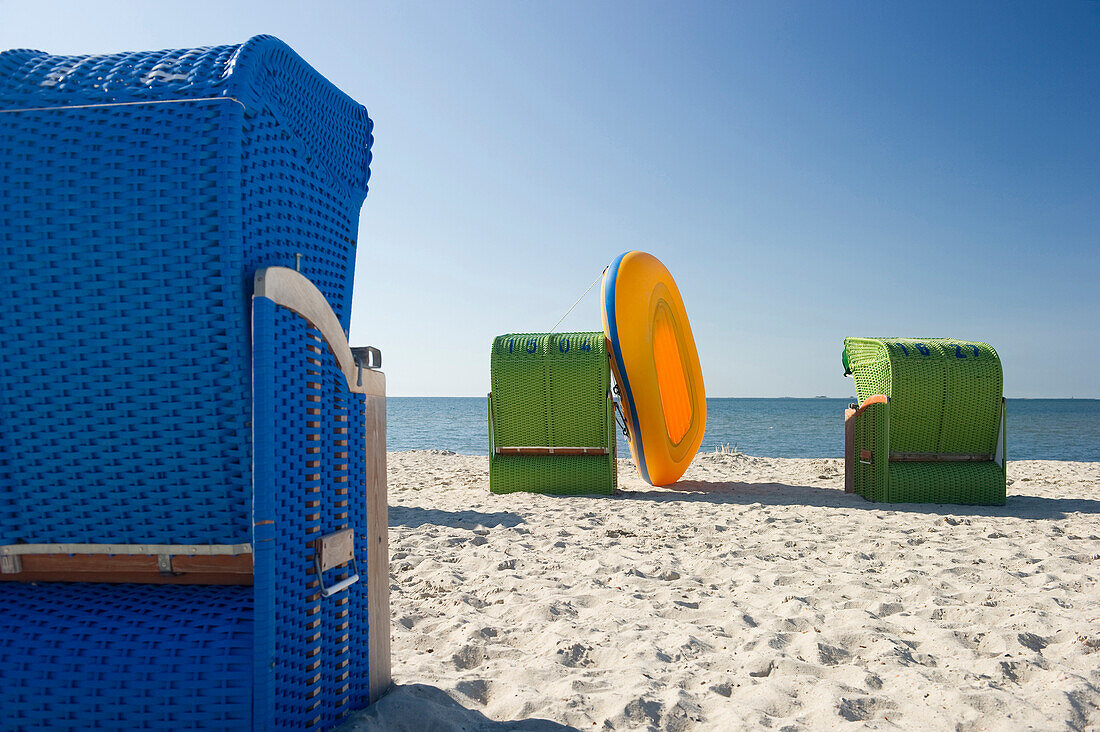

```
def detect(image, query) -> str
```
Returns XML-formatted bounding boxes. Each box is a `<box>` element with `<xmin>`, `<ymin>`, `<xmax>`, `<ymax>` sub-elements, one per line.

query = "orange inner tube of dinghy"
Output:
<box><xmin>602</xmin><ymin>251</ymin><xmax>706</xmax><ymax>485</ymax></box>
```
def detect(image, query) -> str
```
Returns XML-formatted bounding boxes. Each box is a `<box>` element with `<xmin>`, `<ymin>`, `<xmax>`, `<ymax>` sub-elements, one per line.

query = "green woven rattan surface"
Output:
<box><xmin>888</xmin><ymin>461</ymin><xmax>1006</xmax><ymax>504</ymax></box>
<box><xmin>845</xmin><ymin>337</ymin><xmax>1006</xmax><ymax>505</ymax></box>
<box><xmin>489</xmin><ymin>332</ymin><xmax>616</xmax><ymax>495</ymax></box>
<box><xmin>852</xmin><ymin>398</ymin><xmax>890</xmax><ymax>503</ymax></box>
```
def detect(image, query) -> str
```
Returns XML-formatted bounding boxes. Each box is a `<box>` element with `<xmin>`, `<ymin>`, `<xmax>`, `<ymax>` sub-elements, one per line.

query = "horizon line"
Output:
<box><xmin>388</xmin><ymin>394</ymin><xmax>1100</xmax><ymax>400</ymax></box>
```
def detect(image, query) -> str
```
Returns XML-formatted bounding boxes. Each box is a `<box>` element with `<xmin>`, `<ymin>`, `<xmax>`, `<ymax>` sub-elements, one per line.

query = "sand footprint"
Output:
<box><xmin>609</xmin><ymin>697</ymin><xmax>663</xmax><ymax>730</ymax></box>
<box><xmin>556</xmin><ymin>641</ymin><xmax>595</xmax><ymax>667</ymax></box>
<box><xmin>817</xmin><ymin>642</ymin><xmax>852</xmax><ymax>666</ymax></box>
<box><xmin>837</xmin><ymin>696</ymin><xmax>896</xmax><ymax>722</ymax></box>
<box><xmin>454</xmin><ymin>679</ymin><xmax>492</xmax><ymax>706</ymax></box>
<box><xmin>451</xmin><ymin>644</ymin><xmax>486</xmax><ymax>671</ymax></box>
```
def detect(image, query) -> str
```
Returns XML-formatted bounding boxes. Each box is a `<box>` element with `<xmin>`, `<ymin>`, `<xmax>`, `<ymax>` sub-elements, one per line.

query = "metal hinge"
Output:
<box><xmin>351</xmin><ymin>346</ymin><xmax>383</xmax><ymax>387</ymax></box>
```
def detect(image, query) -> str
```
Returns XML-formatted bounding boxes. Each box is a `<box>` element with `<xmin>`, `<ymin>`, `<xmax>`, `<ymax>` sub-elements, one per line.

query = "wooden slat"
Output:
<box><xmin>843</xmin><ymin>407</ymin><xmax>856</xmax><ymax>493</ymax></box>
<box><xmin>364</xmin><ymin>390</ymin><xmax>392</xmax><ymax>703</ymax></box>
<box><xmin>0</xmin><ymin>552</ymin><xmax>252</xmax><ymax>584</ymax></box>
<box><xmin>0</xmin><ymin>571</ymin><xmax>252</xmax><ymax>585</ymax></box>
<box><xmin>495</xmin><ymin>446</ymin><xmax>609</xmax><ymax>456</ymax></box>
<box><xmin>890</xmin><ymin>452</ymin><xmax>992</xmax><ymax>462</ymax></box>
<box><xmin>853</xmin><ymin>394</ymin><xmax>888</xmax><ymax>415</ymax></box>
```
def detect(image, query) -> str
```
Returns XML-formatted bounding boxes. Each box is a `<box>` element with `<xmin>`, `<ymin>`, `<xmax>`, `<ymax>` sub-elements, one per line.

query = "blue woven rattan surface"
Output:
<box><xmin>0</xmin><ymin>296</ymin><xmax>374</xmax><ymax>731</ymax></box>
<box><xmin>0</xmin><ymin>36</ymin><xmax>373</xmax><ymax>544</ymax></box>
<box><xmin>0</xmin><ymin>583</ymin><xmax>254</xmax><ymax>730</ymax></box>
<box><xmin>253</xmin><ymin>297</ymin><xmax>370</xmax><ymax>729</ymax></box>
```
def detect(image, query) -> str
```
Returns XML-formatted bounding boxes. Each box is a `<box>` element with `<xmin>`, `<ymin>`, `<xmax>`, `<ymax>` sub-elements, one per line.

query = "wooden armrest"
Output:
<box><xmin>844</xmin><ymin>395</ymin><xmax>888</xmax><ymax>493</ymax></box>
<box><xmin>852</xmin><ymin>394</ymin><xmax>888</xmax><ymax>416</ymax></box>
<box><xmin>0</xmin><ymin>543</ymin><xmax>253</xmax><ymax>584</ymax></box>
<box><xmin>255</xmin><ymin>266</ymin><xmax>385</xmax><ymax>397</ymax></box>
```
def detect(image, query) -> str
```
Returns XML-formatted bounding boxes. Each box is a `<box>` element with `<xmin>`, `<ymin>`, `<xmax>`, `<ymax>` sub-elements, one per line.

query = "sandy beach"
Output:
<box><xmin>343</xmin><ymin>451</ymin><xmax>1100</xmax><ymax>731</ymax></box>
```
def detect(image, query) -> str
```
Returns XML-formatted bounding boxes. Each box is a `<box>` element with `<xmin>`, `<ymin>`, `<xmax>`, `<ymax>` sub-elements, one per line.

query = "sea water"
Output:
<box><xmin>387</xmin><ymin>397</ymin><xmax>1100</xmax><ymax>462</ymax></box>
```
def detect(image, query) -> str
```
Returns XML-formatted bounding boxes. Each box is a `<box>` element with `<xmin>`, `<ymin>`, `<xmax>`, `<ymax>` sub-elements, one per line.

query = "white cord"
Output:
<box><xmin>548</xmin><ymin>267</ymin><xmax>606</xmax><ymax>333</ymax></box>
<box><xmin>0</xmin><ymin>96</ymin><xmax>244</xmax><ymax>114</ymax></box>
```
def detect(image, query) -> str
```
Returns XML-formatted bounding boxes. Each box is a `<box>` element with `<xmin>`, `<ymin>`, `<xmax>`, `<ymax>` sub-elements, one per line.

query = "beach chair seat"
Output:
<box><xmin>488</xmin><ymin>332</ymin><xmax>617</xmax><ymax>495</ymax></box>
<box><xmin>0</xmin><ymin>583</ymin><xmax>255</xmax><ymax>728</ymax></box>
<box><xmin>0</xmin><ymin>36</ymin><xmax>390</xmax><ymax>729</ymax></box>
<box><xmin>842</xmin><ymin>337</ymin><xmax>1006</xmax><ymax>505</ymax></box>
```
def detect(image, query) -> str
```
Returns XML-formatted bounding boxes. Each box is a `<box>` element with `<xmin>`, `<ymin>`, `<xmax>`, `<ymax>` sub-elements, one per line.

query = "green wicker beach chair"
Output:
<box><xmin>842</xmin><ymin>338</ymin><xmax>1006</xmax><ymax>505</ymax></box>
<box><xmin>488</xmin><ymin>332</ymin><xmax>617</xmax><ymax>495</ymax></box>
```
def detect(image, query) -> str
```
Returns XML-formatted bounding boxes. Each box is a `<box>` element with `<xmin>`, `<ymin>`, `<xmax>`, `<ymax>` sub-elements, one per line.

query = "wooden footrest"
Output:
<box><xmin>494</xmin><ymin>446</ymin><xmax>610</xmax><ymax>456</ymax></box>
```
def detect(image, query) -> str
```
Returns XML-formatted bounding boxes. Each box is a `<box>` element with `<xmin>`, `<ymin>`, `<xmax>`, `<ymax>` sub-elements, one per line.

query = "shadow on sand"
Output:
<box><xmin>615</xmin><ymin>480</ymin><xmax>1100</xmax><ymax>520</ymax></box>
<box><xmin>337</xmin><ymin>683</ymin><xmax>577</xmax><ymax>731</ymax></box>
<box><xmin>389</xmin><ymin>505</ymin><xmax>525</xmax><ymax>529</ymax></box>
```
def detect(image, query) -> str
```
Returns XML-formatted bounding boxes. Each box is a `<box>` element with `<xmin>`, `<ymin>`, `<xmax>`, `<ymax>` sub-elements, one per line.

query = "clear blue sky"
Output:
<box><xmin>4</xmin><ymin>1</ymin><xmax>1097</xmax><ymax>397</ymax></box>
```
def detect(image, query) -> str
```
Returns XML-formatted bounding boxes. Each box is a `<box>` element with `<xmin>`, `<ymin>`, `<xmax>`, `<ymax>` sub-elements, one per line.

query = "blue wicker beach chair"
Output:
<box><xmin>0</xmin><ymin>36</ymin><xmax>390</xmax><ymax>729</ymax></box>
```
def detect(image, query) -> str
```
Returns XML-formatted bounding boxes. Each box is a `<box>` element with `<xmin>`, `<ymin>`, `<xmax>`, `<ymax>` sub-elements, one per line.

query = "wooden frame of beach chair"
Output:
<box><xmin>843</xmin><ymin>338</ymin><xmax>1007</xmax><ymax>505</ymax></box>
<box><xmin>0</xmin><ymin>36</ymin><xmax>390</xmax><ymax>729</ymax></box>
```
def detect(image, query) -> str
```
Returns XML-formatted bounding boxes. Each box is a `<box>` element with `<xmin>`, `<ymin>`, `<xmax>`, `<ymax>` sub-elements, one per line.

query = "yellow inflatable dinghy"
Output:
<box><xmin>602</xmin><ymin>251</ymin><xmax>706</xmax><ymax>485</ymax></box>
